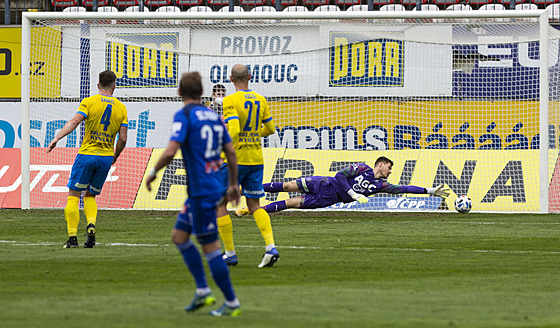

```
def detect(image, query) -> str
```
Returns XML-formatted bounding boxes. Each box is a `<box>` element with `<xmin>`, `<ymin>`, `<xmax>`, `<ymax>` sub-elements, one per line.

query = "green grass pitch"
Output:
<box><xmin>1</xmin><ymin>209</ymin><xmax>559</xmax><ymax>328</ymax></box>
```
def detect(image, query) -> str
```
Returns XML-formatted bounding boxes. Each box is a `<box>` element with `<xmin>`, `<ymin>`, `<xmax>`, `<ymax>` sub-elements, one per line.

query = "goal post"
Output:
<box><xmin>20</xmin><ymin>10</ymin><xmax>557</xmax><ymax>212</ymax></box>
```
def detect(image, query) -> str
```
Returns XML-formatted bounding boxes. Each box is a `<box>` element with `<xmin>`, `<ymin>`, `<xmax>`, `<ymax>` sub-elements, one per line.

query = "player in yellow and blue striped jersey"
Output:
<box><xmin>48</xmin><ymin>70</ymin><xmax>128</xmax><ymax>249</ymax></box>
<box><xmin>215</xmin><ymin>64</ymin><xmax>279</xmax><ymax>268</ymax></box>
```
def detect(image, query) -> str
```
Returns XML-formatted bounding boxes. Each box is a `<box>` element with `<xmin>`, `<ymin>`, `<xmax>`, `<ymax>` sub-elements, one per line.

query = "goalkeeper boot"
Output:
<box><xmin>84</xmin><ymin>223</ymin><xmax>95</xmax><ymax>248</ymax></box>
<box><xmin>209</xmin><ymin>303</ymin><xmax>241</xmax><ymax>317</ymax></box>
<box><xmin>185</xmin><ymin>292</ymin><xmax>216</xmax><ymax>312</ymax></box>
<box><xmin>222</xmin><ymin>254</ymin><xmax>238</xmax><ymax>266</ymax></box>
<box><xmin>63</xmin><ymin>236</ymin><xmax>78</xmax><ymax>248</ymax></box>
<box><xmin>233</xmin><ymin>208</ymin><xmax>250</xmax><ymax>217</ymax></box>
<box><xmin>258</xmin><ymin>247</ymin><xmax>279</xmax><ymax>268</ymax></box>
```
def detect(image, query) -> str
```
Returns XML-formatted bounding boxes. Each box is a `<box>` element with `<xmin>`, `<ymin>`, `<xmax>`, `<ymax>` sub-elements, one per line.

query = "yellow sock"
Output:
<box><xmin>253</xmin><ymin>208</ymin><xmax>275</xmax><ymax>246</ymax></box>
<box><xmin>83</xmin><ymin>196</ymin><xmax>97</xmax><ymax>226</ymax></box>
<box><xmin>217</xmin><ymin>214</ymin><xmax>235</xmax><ymax>253</ymax></box>
<box><xmin>64</xmin><ymin>196</ymin><xmax>80</xmax><ymax>237</ymax></box>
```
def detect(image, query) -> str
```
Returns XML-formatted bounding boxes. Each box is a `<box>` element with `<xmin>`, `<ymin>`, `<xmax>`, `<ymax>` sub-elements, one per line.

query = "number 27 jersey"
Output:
<box><xmin>170</xmin><ymin>103</ymin><xmax>232</xmax><ymax>198</ymax></box>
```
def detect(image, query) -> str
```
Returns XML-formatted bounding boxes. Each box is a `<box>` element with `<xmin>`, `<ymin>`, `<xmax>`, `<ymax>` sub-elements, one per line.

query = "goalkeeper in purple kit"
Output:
<box><xmin>236</xmin><ymin>156</ymin><xmax>450</xmax><ymax>215</ymax></box>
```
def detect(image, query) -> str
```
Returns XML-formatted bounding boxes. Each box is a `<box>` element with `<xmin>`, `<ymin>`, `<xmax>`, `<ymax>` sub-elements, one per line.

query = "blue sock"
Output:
<box><xmin>263</xmin><ymin>182</ymin><xmax>284</xmax><ymax>193</ymax></box>
<box><xmin>176</xmin><ymin>240</ymin><xmax>208</xmax><ymax>289</ymax></box>
<box><xmin>205</xmin><ymin>249</ymin><xmax>236</xmax><ymax>302</ymax></box>
<box><xmin>263</xmin><ymin>200</ymin><xmax>287</xmax><ymax>213</ymax></box>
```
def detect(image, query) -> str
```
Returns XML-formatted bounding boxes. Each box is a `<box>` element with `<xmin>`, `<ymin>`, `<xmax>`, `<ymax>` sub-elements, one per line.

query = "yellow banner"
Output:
<box><xmin>0</xmin><ymin>27</ymin><xmax>61</xmax><ymax>98</ymax></box>
<box><xmin>267</xmin><ymin>101</ymin><xmax>560</xmax><ymax>150</ymax></box>
<box><xmin>134</xmin><ymin>148</ymin><xmax>558</xmax><ymax>212</ymax></box>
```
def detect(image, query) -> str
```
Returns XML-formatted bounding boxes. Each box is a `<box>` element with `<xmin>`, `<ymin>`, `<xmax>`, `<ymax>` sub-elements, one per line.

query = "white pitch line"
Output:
<box><xmin>1</xmin><ymin>240</ymin><xmax>559</xmax><ymax>254</ymax></box>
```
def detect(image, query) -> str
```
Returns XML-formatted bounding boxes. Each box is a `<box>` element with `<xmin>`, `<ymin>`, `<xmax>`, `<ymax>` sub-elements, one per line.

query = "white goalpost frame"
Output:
<box><xmin>20</xmin><ymin>9</ymin><xmax>550</xmax><ymax>212</ymax></box>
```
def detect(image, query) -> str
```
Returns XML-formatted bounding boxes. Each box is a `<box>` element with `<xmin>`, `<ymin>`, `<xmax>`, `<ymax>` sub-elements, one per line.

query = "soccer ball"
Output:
<box><xmin>454</xmin><ymin>195</ymin><xmax>472</xmax><ymax>214</ymax></box>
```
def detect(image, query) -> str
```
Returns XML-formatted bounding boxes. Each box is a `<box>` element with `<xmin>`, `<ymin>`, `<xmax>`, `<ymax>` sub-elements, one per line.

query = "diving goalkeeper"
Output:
<box><xmin>235</xmin><ymin>156</ymin><xmax>450</xmax><ymax>215</ymax></box>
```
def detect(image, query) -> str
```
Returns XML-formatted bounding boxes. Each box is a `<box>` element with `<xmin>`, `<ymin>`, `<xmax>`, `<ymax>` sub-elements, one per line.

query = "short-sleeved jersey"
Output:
<box><xmin>78</xmin><ymin>94</ymin><xmax>128</xmax><ymax>156</ymax></box>
<box><xmin>222</xmin><ymin>90</ymin><xmax>272</xmax><ymax>165</ymax></box>
<box><xmin>328</xmin><ymin>163</ymin><xmax>426</xmax><ymax>203</ymax></box>
<box><xmin>170</xmin><ymin>103</ymin><xmax>232</xmax><ymax>198</ymax></box>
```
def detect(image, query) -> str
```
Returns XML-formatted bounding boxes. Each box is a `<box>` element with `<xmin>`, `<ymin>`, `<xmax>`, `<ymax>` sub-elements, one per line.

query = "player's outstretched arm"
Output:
<box><xmin>426</xmin><ymin>184</ymin><xmax>450</xmax><ymax>198</ymax></box>
<box><xmin>145</xmin><ymin>140</ymin><xmax>180</xmax><ymax>192</ymax></box>
<box><xmin>112</xmin><ymin>126</ymin><xmax>128</xmax><ymax>164</ymax></box>
<box><xmin>347</xmin><ymin>189</ymin><xmax>369</xmax><ymax>203</ymax></box>
<box><xmin>47</xmin><ymin>113</ymin><xmax>85</xmax><ymax>153</ymax></box>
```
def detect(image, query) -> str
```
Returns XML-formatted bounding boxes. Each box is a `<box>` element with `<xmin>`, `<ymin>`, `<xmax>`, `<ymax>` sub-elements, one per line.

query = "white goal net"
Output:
<box><xmin>20</xmin><ymin>10</ymin><xmax>560</xmax><ymax>213</ymax></box>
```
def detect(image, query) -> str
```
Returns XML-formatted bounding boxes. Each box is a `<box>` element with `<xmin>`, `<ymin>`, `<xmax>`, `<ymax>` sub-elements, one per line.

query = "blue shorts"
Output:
<box><xmin>67</xmin><ymin>154</ymin><xmax>113</xmax><ymax>195</ymax></box>
<box><xmin>174</xmin><ymin>193</ymin><xmax>223</xmax><ymax>244</ymax></box>
<box><xmin>220</xmin><ymin>164</ymin><xmax>265</xmax><ymax>199</ymax></box>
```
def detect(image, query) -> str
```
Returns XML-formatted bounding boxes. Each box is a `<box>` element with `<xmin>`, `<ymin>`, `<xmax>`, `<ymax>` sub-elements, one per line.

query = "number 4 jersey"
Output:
<box><xmin>222</xmin><ymin>90</ymin><xmax>273</xmax><ymax>165</ymax></box>
<box><xmin>77</xmin><ymin>94</ymin><xmax>128</xmax><ymax>156</ymax></box>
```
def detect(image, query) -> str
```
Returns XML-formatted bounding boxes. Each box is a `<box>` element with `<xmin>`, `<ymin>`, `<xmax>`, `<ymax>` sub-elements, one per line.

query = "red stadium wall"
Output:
<box><xmin>0</xmin><ymin>148</ymin><xmax>151</xmax><ymax>209</ymax></box>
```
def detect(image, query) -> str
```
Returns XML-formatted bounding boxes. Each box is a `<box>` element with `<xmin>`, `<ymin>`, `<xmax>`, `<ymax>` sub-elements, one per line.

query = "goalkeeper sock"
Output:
<box><xmin>217</xmin><ymin>214</ymin><xmax>235</xmax><ymax>254</ymax></box>
<box><xmin>176</xmin><ymin>239</ymin><xmax>208</xmax><ymax>289</ymax></box>
<box><xmin>263</xmin><ymin>182</ymin><xmax>284</xmax><ymax>193</ymax></box>
<box><xmin>64</xmin><ymin>196</ymin><xmax>80</xmax><ymax>237</ymax></box>
<box><xmin>253</xmin><ymin>208</ymin><xmax>275</xmax><ymax>246</ymax></box>
<box><xmin>83</xmin><ymin>196</ymin><xmax>97</xmax><ymax>226</ymax></box>
<box><xmin>263</xmin><ymin>200</ymin><xmax>287</xmax><ymax>213</ymax></box>
<box><xmin>206</xmin><ymin>249</ymin><xmax>236</xmax><ymax>302</ymax></box>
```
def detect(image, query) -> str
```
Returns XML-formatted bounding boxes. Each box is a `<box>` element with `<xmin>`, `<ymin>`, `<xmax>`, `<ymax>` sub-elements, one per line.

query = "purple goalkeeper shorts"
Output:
<box><xmin>296</xmin><ymin>176</ymin><xmax>340</xmax><ymax>209</ymax></box>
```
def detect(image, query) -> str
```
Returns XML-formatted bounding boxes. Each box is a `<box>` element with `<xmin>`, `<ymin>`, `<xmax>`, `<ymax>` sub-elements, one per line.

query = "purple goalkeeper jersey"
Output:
<box><xmin>296</xmin><ymin>163</ymin><xmax>426</xmax><ymax>208</ymax></box>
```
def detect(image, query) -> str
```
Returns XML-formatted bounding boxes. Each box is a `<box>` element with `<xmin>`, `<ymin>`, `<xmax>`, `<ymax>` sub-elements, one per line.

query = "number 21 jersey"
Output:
<box><xmin>222</xmin><ymin>90</ymin><xmax>273</xmax><ymax>166</ymax></box>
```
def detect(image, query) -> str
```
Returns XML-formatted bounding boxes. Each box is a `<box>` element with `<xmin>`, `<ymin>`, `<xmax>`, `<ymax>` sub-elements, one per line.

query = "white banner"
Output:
<box><xmin>61</xmin><ymin>26</ymin><xmax>191</xmax><ymax>98</ymax></box>
<box><xmin>1</xmin><ymin>102</ymin><xmax>178</xmax><ymax>149</ymax></box>
<box><xmin>57</xmin><ymin>24</ymin><xmax>452</xmax><ymax>98</ymax></box>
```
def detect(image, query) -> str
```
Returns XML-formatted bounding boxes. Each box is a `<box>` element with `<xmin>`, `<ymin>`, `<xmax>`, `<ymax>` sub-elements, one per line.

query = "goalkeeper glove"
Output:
<box><xmin>347</xmin><ymin>189</ymin><xmax>369</xmax><ymax>204</ymax></box>
<box><xmin>427</xmin><ymin>184</ymin><xmax>450</xmax><ymax>198</ymax></box>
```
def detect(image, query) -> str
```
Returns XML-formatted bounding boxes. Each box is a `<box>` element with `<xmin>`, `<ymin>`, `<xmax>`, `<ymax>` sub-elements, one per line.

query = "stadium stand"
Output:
<box><xmin>83</xmin><ymin>0</ymin><xmax>110</xmax><ymax>6</ymax></box>
<box><xmin>379</xmin><ymin>3</ymin><xmax>406</xmax><ymax>11</ymax></box>
<box><xmin>155</xmin><ymin>4</ymin><xmax>182</xmax><ymax>12</ymax></box>
<box><xmin>113</xmin><ymin>0</ymin><xmax>140</xmax><ymax>8</ymax></box>
<box><xmin>478</xmin><ymin>3</ymin><xmax>506</xmax><ymax>10</ymax></box>
<box><xmin>271</xmin><ymin>0</ymin><xmax>298</xmax><ymax>10</ymax></box>
<box><xmin>314</xmin><ymin>4</ymin><xmax>342</xmax><ymax>11</ymax></box>
<box><xmin>370</xmin><ymin>0</ymin><xmax>394</xmax><ymax>8</ymax></box>
<box><xmin>467</xmin><ymin>0</ymin><xmax>494</xmax><ymax>9</ymax></box>
<box><xmin>446</xmin><ymin>3</ymin><xmax>473</xmax><ymax>10</ymax></box>
<box><xmin>218</xmin><ymin>4</ymin><xmax>245</xmax><ymax>11</ymax></box>
<box><xmin>97</xmin><ymin>5</ymin><xmax>119</xmax><ymax>11</ymax></box>
<box><xmin>335</xmin><ymin>0</ymin><xmax>362</xmax><ymax>10</ymax></box>
<box><xmin>533</xmin><ymin>0</ymin><xmax>560</xmax><ymax>8</ymax></box>
<box><xmin>145</xmin><ymin>0</ymin><xmax>172</xmax><ymax>6</ymax></box>
<box><xmin>186</xmin><ymin>4</ymin><xmax>214</xmax><ymax>12</ymax></box>
<box><xmin>176</xmin><ymin>0</ymin><xmax>204</xmax><ymax>10</ymax></box>
<box><xmin>346</xmin><ymin>4</ymin><xmax>370</xmax><ymax>10</ymax></box>
<box><xmin>123</xmin><ymin>4</ymin><xmax>151</xmax><ymax>11</ymax></box>
<box><xmin>516</xmin><ymin>3</ymin><xmax>539</xmax><ymax>9</ymax></box>
<box><xmin>547</xmin><ymin>3</ymin><xmax>560</xmax><ymax>21</ymax></box>
<box><xmin>283</xmin><ymin>5</ymin><xmax>309</xmax><ymax>11</ymax></box>
<box><xmin>433</xmin><ymin>0</ymin><xmax>460</xmax><ymax>9</ymax></box>
<box><xmin>240</xmin><ymin>0</ymin><xmax>267</xmax><ymax>7</ymax></box>
<box><xmin>251</xmin><ymin>5</ymin><xmax>277</xmax><ymax>11</ymax></box>
<box><xmin>52</xmin><ymin>0</ymin><xmax>79</xmax><ymax>8</ymax></box>
<box><xmin>412</xmin><ymin>3</ymin><xmax>440</xmax><ymax>10</ymax></box>
<box><xmin>401</xmin><ymin>0</ymin><xmax>427</xmax><ymax>10</ymax></box>
<box><xmin>62</xmin><ymin>5</ymin><xmax>86</xmax><ymax>12</ymax></box>
<box><xmin>2</xmin><ymin>0</ymin><xmax>560</xmax><ymax>25</ymax></box>
<box><xmin>303</xmin><ymin>0</ymin><xmax>330</xmax><ymax>10</ymax></box>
